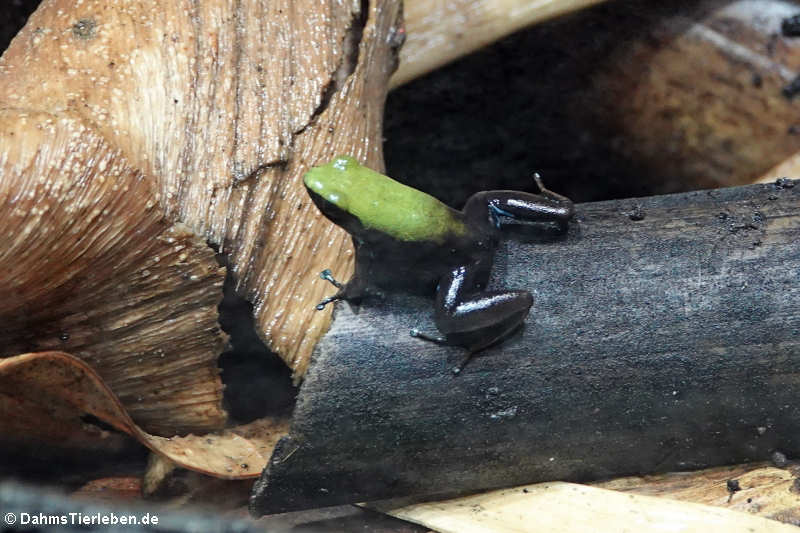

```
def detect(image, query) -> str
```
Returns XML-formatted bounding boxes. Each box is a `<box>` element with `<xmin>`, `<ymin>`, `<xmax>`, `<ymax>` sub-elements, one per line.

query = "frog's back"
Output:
<box><xmin>303</xmin><ymin>156</ymin><xmax>466</xmax><ymax>243</ymax></box>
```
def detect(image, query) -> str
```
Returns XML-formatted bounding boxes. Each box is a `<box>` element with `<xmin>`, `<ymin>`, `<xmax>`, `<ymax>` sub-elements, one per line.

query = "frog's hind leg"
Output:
<box><xmin>463</xmin><ymin>174</ymin><xmax>574</xmax><ymax>231</ymax></box>
<box><xmin>434</xmin><ymin>264</ymin><xmax>533</xmax><ymax>373</ymax></box>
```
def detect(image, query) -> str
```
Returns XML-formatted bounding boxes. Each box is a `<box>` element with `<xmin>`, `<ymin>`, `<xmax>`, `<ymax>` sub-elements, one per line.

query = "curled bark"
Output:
<box><xmin>0</xmin><ymin>110</ymin><xmax>226</xmax><ymax>435</ymax></box>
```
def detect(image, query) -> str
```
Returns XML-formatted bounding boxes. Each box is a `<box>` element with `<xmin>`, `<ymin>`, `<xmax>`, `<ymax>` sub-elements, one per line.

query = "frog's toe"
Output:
<box><xmin>315</xmin><ymin>293</ymin><xmax>342</xmax><ymax>310</ymax></box>
<box><xmin>319</xmin><ymin>269</ymin><xmax>344</xmax><ymax>289</ymax></box>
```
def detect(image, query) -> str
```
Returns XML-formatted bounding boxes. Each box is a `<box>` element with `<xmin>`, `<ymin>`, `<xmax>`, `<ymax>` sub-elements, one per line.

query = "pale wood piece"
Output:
<box><xmin>392</xmin><ymin>0</ymin><xmax>607</xmax><ymax>87</ymax></box>
<box><xmin>376</xmin><ymin>481</ymin><xmax>798</xmax><ymax>533</ymax></box>
<box><xmin>758</xmin><ymin>153</ymin><xmax>800</xmax><ymax>183</ymax></box>
<box><xmin>596</xmin><ymin>463</ymin><xmax>800</xmax><ymax>524</ymax></box>
<box><xmin>0</xmin><ymin>0</ymin><xmax>402</xmax><ymax>380</ymax></box>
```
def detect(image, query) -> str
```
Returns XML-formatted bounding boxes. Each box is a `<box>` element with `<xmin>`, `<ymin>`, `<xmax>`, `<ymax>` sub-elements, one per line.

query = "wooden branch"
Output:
<box><xmin>250</xmin><ymin>180</ymin><xmax>800</xmax><ymax>514</ymax></box>
<box><xmin>392</xmin><ymin>0</ymin><xmax>607</xmax><ymax>87</ymax></box>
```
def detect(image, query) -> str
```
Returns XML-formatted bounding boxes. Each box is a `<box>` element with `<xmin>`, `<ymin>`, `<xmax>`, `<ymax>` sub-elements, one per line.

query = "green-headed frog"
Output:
<box><xmin>304</xmin><ymin>155</ymin><xmax>574</xmax><ymax>373</ymax></box>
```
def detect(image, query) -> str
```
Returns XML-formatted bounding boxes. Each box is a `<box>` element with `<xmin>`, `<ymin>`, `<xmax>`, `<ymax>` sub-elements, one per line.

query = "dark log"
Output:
<box><xmin>250</xmin><ymin>180</ymin><xmax>800</xmax><ymax>515</ymax></box>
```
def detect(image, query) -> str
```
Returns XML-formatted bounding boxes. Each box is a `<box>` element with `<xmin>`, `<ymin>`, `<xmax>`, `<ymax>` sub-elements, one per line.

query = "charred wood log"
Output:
<box><xmin>251</xmin><ymin>180</ymin><xmax>800</xmax><ymax>514</ymax></box>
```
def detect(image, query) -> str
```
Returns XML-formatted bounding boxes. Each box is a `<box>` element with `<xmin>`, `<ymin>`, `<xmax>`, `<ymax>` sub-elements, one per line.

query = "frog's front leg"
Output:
<box><xmin>433</xmin><ymin>260</ymin><xmax>533</xmax><ymax>373</ymax></box>
<box><xmin>463</xmin><ymin>174</ymin><xmax>574</xmax><ymax>230</ymax></box>
<box><xmin>315</xmin><ymin>266</ymin><xmax>371</xmax><ymax>309</ymax></box>
<box><xmin>315</xmin><ymin>241</ymin><xmax>371</xmax><ymax>310</ymax></box>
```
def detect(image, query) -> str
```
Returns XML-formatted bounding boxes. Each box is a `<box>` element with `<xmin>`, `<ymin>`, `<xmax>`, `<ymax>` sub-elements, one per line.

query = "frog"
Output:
<box><xmin>304</xmin><ymin>155</ymin><xmax>574</xmax><ymax>374</ymax></box>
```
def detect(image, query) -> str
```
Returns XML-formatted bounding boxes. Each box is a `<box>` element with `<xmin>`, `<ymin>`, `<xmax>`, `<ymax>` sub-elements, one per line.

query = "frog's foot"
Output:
<box><xmin>410</xmin><ymin>328</ymin><xmax>447</xmax><ymax>344</ymax></box>
<box><xmin>315</xmin><ymin>269</ymin><xmax>345</xmax><ymax>310</ymax></box>
<box><xmin>531</xmin><ymin>172</ymin><xmax>558</xmax><ymax>198</ymax></box>
<box><xmin>410</xmin><ymin>329</ymin><xmax>474</xmax><ymax>375</ymax></box>
<box><xmin>532</xmin><ymin>172</ymin><xmax>547</xmax><ymax>193</ymax></box>
<box><xmin>532</xmin><ymin>173</ymin><xmax>571</xmax><ymax>204</ymax></box>
<box><xmin>453</xmin><ymin>351</ymin><xmax>478</xmax><ymax>375</ymax></box>
<box><xmin>315</xmin><ymin>269</ymin><xmax>370</xmax><ymax>310</ymax></box>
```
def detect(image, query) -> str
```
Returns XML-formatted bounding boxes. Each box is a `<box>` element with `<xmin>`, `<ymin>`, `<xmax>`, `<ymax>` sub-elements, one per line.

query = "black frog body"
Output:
<box><xmin>304</xmin><ymin>155</ymin><xmax>574</xmax><ymax>372</ymax></box>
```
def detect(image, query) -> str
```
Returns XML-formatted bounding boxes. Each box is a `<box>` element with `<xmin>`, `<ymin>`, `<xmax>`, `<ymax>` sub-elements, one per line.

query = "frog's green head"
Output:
<box><xmin>303</xmin><ymin>155</ymin><xmax>466</xmax><ymax>243</ymax></box>
<box><xmin>303</xmin><ymin>155</ymin><xmax>360</xmax><ymax>214</ymax></box>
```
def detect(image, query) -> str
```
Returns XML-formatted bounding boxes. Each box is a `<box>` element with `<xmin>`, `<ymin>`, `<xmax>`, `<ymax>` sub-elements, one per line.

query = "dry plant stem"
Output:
<box><xmin>0</xmin><ymin>0</ymin><xmax>403</xmax><ymax>379</ymax></box>
<box><xmin>251</xmin><ymin>181</ymin><xmax>800</xmax><ymax>514</ymax></box>
<box><xmin>573</xmin><ymin>0</ymin><xmax>800</xmax><ymax>190</ymax></box>
<box><xmin>0</xmin><ymin>110</ymin><xmax>226</xmax><ymax>435</ymax></box>
<box><xmin>393</xmin><ymin>0</ymin><xmax>608</xmax><ymax>87</ymax></box>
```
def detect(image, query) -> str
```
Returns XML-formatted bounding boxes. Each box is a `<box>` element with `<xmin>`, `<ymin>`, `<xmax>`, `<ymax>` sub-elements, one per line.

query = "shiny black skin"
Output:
<box><xmin>309</xmin><ymin>180</ymin><xmax>574</xmax><ymax>373</ymax></box>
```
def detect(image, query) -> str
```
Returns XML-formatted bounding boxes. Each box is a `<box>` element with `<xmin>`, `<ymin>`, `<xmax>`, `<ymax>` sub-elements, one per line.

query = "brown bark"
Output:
<box><xmin>0</xmin><ymin>0</ymin><xmax>403</xmax><ymax>383</ymax></box>
<box><xmin>570</xmin><ymin>0</ymin><xmax>800</xmax><ymax>191</ymax></box>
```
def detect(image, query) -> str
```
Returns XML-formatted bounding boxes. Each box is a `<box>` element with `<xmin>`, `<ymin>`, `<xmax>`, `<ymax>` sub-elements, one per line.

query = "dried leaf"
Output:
<box><xmin>0</xmin><ymin>351</ymin><xmax>286</xmax><ymax>479</ymax></box>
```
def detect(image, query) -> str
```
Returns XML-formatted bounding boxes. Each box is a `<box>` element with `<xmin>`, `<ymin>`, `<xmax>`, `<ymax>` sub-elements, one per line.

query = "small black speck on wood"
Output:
<box><xmin>250</xmin><ymin>181</ymin><xmax>800</xmax><ymax>515</ymax></box>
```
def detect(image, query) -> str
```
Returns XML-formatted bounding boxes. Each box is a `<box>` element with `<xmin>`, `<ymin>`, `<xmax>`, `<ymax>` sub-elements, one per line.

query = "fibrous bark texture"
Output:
<box><xmin>251</xmin><ymin>180</ymin><xmax>800</xmax><ymax>513</ymax></box>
